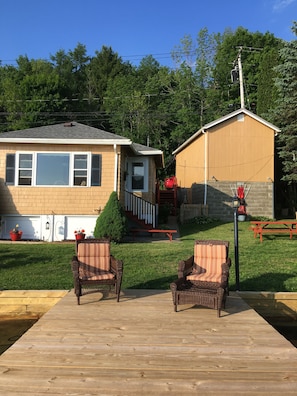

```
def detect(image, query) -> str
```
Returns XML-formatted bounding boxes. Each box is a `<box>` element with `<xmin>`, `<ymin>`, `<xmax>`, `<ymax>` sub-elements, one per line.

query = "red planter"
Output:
<box><xmin>164</xmin><ymin>176</ymin><xmax>177</xmax><ymax>190</ymax></box>
<box><xmin>75</xmin><ymin>233</ymin><xmax>85</xmax><ymax>240</ymax></box>
<box><xmin>10</xmin><ymin>231</ymin><xmax>22</xmax><ymax>241</ymax></box>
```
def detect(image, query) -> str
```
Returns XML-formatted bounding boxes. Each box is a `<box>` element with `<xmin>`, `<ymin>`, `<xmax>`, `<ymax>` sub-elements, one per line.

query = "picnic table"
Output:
<box><xmin>250</xmin><ymin>220</ymin><xmax>297</xmax><ymax>242</ymax></box>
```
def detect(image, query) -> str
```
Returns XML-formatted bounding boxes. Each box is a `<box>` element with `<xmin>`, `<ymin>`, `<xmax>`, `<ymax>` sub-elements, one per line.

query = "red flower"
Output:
<box><xmin>74</xmin><ymin>228</ymin><xmax>85</xmax><ymax>235</ymax></box>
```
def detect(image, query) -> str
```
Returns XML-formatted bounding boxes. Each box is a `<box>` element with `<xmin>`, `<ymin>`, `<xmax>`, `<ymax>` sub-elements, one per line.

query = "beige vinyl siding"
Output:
<box><xmin>0</xmin><ymin>143</ymin><xmax>116</xmax><ymax>215</ymax></box>
<box><xmin>175</xmin><ymin>114</ymin><xmax>275</xmax><ymax>187</ymax></box>
<box><xmin>175</xmin><ymin>134</ymin><xmax>205</xmax><ymax>188</ymax></box>
<box><xmin>208</xmin><ymin>116</ymin><xmax>274</xmax><ymax>182</ymax></box>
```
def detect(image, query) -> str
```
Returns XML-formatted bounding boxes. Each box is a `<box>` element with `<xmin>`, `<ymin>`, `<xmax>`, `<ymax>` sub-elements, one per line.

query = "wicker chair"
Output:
<box><xmin>170</xmin><ymin>240</ymin><xmax>231</xmax><ymax>317</ymax></box>
<box><xmin>71</xmin><ymin>239</ymin><xmax>123</xmax><ymax>305</ymax></box>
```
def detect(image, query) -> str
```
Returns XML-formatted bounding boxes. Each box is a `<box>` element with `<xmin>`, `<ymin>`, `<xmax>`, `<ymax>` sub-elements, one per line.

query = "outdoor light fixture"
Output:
<box><xmin>45</xmin><ymin>221</ymin><xmax>50</xmax><ymax>230</ymax></box>
<box><xmin>232</xmin><ymin>195</ymin><xmax>240</xmax><ymax>291</ymax></box>
<box><xmin>232</xmin><ymin>195</ymin><xmax>240</xmax><ymax>209</ymax></box>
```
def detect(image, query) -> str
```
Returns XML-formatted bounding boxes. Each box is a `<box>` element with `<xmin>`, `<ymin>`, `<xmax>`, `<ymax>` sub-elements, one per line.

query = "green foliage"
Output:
<box><xmin>93</xmin><ymin>191</ymin><xmax>128</xmax><ymax>242</ymax></box>
<box><xmin>269</xmin><ymin>22</ymin><xmax>297</xmax><ymax>209</ymax></box>
<box><xmin>257</xmin><ymin>47</ymin><xmax>280</xmax><ymax>115</ymax></box>
<box><xmin>213</xmin><ymin>27</ymin><xmax>282</xmax><ymax>114</ymax></box>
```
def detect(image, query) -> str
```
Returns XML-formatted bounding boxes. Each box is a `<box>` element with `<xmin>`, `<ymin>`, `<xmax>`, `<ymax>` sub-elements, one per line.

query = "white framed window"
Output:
<box><xmin>126</xmin><ymin>157</ymin><xmax>148</xmax><ymax>192</ymax></box>
<box><xmin>18</xmin><ymin>153</ymin><xmax>33</xmax><ymax>185</ymax></box>
<box><xmin>73</xmin><ymin>154</ymin><xmax>88</xmax><ymax>186</ymax></box>
<box><xmin>5</xmin><ymin>152</ymin><xmax>102</xmax><ymax>187</ymax></box>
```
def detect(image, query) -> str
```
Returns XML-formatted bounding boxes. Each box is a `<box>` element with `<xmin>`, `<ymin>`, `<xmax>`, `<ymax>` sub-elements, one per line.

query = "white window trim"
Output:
<box><xmin>126</xmin><ymin>157</ymin><xmax>149</xmax><ymax>193</ymax></box>
<box><xmin>15</xmin><ymin>151</ymin><xmax>94</xmax><ymax>187</ymax></box>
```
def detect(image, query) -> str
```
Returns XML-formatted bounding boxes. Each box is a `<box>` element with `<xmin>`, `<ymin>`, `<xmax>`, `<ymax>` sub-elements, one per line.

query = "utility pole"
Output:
<box><xmin>231</xmin><ymin>46</ymin><xmax>263</xmax><ymax>110</ymax></box>
<box><xmin>237</xmin><ymin>49</ymin><xmax>245</xmax><ymax>108</ymax></box>
<box><xmin>231</xmin><ymin>46</ymin><xmax>245</xmax><ymax>108</ymax></box>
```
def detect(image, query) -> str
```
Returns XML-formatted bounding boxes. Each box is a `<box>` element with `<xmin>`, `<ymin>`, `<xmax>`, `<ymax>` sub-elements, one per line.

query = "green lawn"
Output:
<box><xmin>0</xmin><ymin>220</ymin><xmax>296</xmax><ymax>292</ymax></box>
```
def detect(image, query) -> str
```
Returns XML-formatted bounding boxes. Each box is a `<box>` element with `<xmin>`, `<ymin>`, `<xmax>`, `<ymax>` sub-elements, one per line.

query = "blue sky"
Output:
<box><xmin>1</xmin><ymin>0</ymin><xmax>296</xmax><ymax>67</ymax></box>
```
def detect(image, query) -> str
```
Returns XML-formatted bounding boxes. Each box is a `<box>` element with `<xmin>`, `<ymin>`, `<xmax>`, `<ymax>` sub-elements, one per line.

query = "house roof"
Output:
<box><xmin>132</xmin><ymin>142</ymin><xmax>164</xmax><ymax>168</ymax></box>
<box><xmin>0</xmin><ymin>122</ymin><xmax>164</xmax><ymax>166</ymax></box>
<box><xmin>172</xmin><ymin>108</ymin><xmax>281</xmax><ymax>155</ymax></box>
<box><xmin>0</xmin><ymin>122</ymin><xmax>132</xmax><ymax>145</ymax></box>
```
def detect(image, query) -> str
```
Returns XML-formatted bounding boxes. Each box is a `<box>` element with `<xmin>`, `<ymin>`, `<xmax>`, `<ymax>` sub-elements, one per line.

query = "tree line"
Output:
<box><xmin>0</xmin><ymin>23</ymin><xmax>296</xmax><ymax>209</ymax></box>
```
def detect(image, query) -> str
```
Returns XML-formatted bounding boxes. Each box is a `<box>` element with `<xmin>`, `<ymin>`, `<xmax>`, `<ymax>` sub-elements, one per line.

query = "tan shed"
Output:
<box><xmin>173</xmin><ymin>108</ymin><xmax>280</xmax><ymax>221</ymax></box>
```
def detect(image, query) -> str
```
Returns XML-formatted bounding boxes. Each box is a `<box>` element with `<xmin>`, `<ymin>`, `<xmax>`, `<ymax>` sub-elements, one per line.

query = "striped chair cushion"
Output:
<box><xmin>186</xmin><ymin>243</ymin><xmax>227</xmax><ymax>283</ymax></box>
<box><xmin>77</xmin><ymin>242</ymin><xmax>114</xmax><ymax>281</ymax></box>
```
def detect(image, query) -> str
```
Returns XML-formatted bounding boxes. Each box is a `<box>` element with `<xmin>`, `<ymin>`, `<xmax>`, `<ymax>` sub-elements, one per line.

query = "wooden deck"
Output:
<box><xmin>0</xmin><ymin>289</ymin><xmax>297</xmax><ymax>395</ymax></box>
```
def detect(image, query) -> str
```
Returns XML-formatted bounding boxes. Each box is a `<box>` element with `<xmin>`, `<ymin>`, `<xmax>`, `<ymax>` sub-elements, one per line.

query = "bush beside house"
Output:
<box><xmin>93</xmin><ymin>192</ymin><xmax>128</xmax><ymax>242</ymax></box>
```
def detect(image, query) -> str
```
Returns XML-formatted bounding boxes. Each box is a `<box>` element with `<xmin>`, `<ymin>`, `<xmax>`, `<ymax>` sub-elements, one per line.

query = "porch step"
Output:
<box><xmin>159</xmin><ymin>189</ymin><xmax>177</xmax><ymax>215</ymax></box>
<box><xmin>125</xmin><ymin>211</ymin><xmax>152</xmax><ymax>229</ymax></box>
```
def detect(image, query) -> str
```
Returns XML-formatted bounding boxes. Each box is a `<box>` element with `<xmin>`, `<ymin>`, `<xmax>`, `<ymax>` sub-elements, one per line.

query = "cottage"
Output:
<box><xmin>0</xmin><ymin>122</ymin><xmax>163</xmax><ymax>241</ymax></box>
<box><xmin>173</xmin><ymin>108</ymin><xmax>280</xmax><ymax>221</ymax></box>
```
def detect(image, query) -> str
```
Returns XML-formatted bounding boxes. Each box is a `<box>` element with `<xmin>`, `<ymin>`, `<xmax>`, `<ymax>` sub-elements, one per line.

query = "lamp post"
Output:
<box><xmin>232</xmin><ymin>196</ymin><xmax>240</xmax><ymax>291</ymax></box>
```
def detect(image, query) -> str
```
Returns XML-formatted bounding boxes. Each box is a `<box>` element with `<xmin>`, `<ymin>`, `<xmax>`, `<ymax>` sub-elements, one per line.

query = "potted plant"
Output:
<box><xmin>10</xmin><ymin>224</ymin><xmax>23</xmax><ymax>241</ymax></box>
<box><xmin>74</xmin><ymin>228</ymin><xmax>85</xmax><ymax>240</ymax></box>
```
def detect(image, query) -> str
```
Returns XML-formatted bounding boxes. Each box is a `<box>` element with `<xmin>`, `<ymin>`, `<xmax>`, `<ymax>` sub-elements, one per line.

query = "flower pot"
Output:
<box><xmin>238</xmin><ymin>214</ymin><xmax>246</xmax><ymax>222</ymax></box>
<box><xmin>10</xmin><ymin>231</ymin><xmax>22</xmax><ymax>241</ymax></box>
<box><xmin>75</xmin><ymin>233</ymin><xmax>85</xmax><ymax>240</ymax></box>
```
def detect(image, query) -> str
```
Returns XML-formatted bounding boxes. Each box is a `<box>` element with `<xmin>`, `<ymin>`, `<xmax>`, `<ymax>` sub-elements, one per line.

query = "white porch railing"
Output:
<box><xmin>125</xmin><ymin>190</ymin><xmax>157</xmax><ymax>228</ymax></box>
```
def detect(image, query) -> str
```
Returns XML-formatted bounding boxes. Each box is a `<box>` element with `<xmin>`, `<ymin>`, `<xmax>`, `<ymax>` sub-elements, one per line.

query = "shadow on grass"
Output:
<box><xmin>179</xmin><ymin>220</ymin><xmax>226</xmax><ymax>239</ymax></box>
<box><xmin>232</xmin><ymin>272</ymin><xmax>297</xmax><ymax>292</ymax></box>
<box><xmin>0</xmin><ymin>250</ymin><xmax>52</xmax><ymax>270</ymax></box>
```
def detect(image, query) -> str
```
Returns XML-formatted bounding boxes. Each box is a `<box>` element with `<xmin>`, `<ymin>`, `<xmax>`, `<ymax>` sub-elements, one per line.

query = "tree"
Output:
<box><xmin>172</xmin><ymin>29</ymin><xmax>221</xmax><ymax>126</ymax></box>
<box><xmin>271</xmin><ymin>22</ymin><xmax>297</xmax><ymax>210</ymax></box>
<box><xmin>213</xmin><ymin>27</ymin><xmax>281</xmax><ymax>114</ymax></box>
<box><xmin>0</xmin><ymin>56</ymin><xmax>63</xmax><ymax>130</ymax></box>
<box><xmin>93</xmin><ymin>192</ymin><xmax>128</xmax><ymax>242</ymax></box>
<box><xmin>85</xmin><ymin>46</ymin><xmax>132</xmax><ymax>129</ymax></box>
<box><xmin>50</xmin><ymin>43</ymin><xmax>90</xmax><ymax>121</ymax></box>
<box><xmin>257</xmin><ymin>47</ymin><xmax>280</xmax><ymax>115</ymax></box>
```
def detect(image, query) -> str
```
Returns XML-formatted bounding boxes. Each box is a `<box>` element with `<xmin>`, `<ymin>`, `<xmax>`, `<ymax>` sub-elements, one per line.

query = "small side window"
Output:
<box><xmin>18</xmin><ymin>153</ymin><xmax>33</xmax><ymax>185</ymax></box>
<box><xmin>74</xmin><ymin>154</ymin><xmax>88</xmax><ymax>186</ymax></box>
<box><xmin>6</xmin><ymin>154</ymin><xmax>15</xmax><ymax>185</ymax></box>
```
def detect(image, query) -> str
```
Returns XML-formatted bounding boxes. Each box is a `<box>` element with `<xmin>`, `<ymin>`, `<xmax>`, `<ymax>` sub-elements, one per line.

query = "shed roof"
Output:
<box><xmin>172</xmin><ymin>108</ymin><xmax>281</xmax><ymax>155</ymax></box>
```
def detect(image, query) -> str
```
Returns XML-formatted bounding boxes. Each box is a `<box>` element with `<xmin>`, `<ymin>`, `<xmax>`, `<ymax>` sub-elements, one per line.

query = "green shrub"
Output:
<box><xmin>93</xmin><ymin>191</ymin><xmax>128</xmax><ymax>242</ymax></box>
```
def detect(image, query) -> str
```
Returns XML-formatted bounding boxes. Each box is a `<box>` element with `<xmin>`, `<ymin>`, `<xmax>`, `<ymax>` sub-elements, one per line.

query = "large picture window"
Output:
<box><xmin>5</xmin><ymin>152</ymin><xmax>102</xmax><ymax>187</ymax></box>
<box><xmin>36</xmin><ymin>153</ymin><xmax>70</xmax><ymax>185</ymax></box>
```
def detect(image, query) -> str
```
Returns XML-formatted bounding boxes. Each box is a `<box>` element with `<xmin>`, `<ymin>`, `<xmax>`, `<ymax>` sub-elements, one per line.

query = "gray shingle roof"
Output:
<box><xmin>0</xmin><ymin>122</ymin><xmax>129</xmax><ymax>141</ymax></box>
<box><xmin>0</xmin><ymin>122</ymin><xmax>164</xmax><ymax>167</ymax></box>
<box><xmin>132</xmin><ymin>142</ymin><xmax>162</xmax><ymax>155</ymax></box>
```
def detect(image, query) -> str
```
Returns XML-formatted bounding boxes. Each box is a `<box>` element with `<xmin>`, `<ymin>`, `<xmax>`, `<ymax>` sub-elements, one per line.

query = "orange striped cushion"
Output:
<box><xmin>77</xmin><ymin>242</ymin><xmax>112</xmax><ymax>280</ymax></box>
<box><xmin>186</xmin><ymin>243</ymin><xmax>227</xmax><ymax>283</ymax></box>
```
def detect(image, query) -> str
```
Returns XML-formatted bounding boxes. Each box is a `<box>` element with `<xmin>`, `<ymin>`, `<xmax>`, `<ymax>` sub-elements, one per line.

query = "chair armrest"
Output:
<box><xmin>170</xmin><ymin>277</ymin><xmax>186</xmax><ymax>291</ymax></box>
<box><xmin>226</xmin><ymin>257</ymin><xmax>231</xmax><ymax>268</ymax></box>
<box><xmin>177</xmin><ymin>255</ymin><xmax>194</xmax><ymax>278</ymax></box>
<box><xmin>221</xmin><ymin>259</ymin><xmax>232</xmax><ymax>286</ymax></box>
<box><xmin>110</xmin><ymin>255</ymin><xmax>123</xmax><ymax>275</ymax></box>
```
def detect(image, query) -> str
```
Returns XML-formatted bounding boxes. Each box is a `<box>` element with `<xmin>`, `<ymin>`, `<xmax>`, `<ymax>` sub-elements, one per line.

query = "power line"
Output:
<box><xmin>0</xmin><ymin>49</ymin><xmax>190</xmax><ymax>66</ymax></box>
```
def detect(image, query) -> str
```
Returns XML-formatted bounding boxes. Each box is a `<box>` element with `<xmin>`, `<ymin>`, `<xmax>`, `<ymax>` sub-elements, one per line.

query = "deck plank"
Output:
<box><xmin>0</xmin><ymin>289</ymin><xmax>297</xmax><ymax>395</ymax></box>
